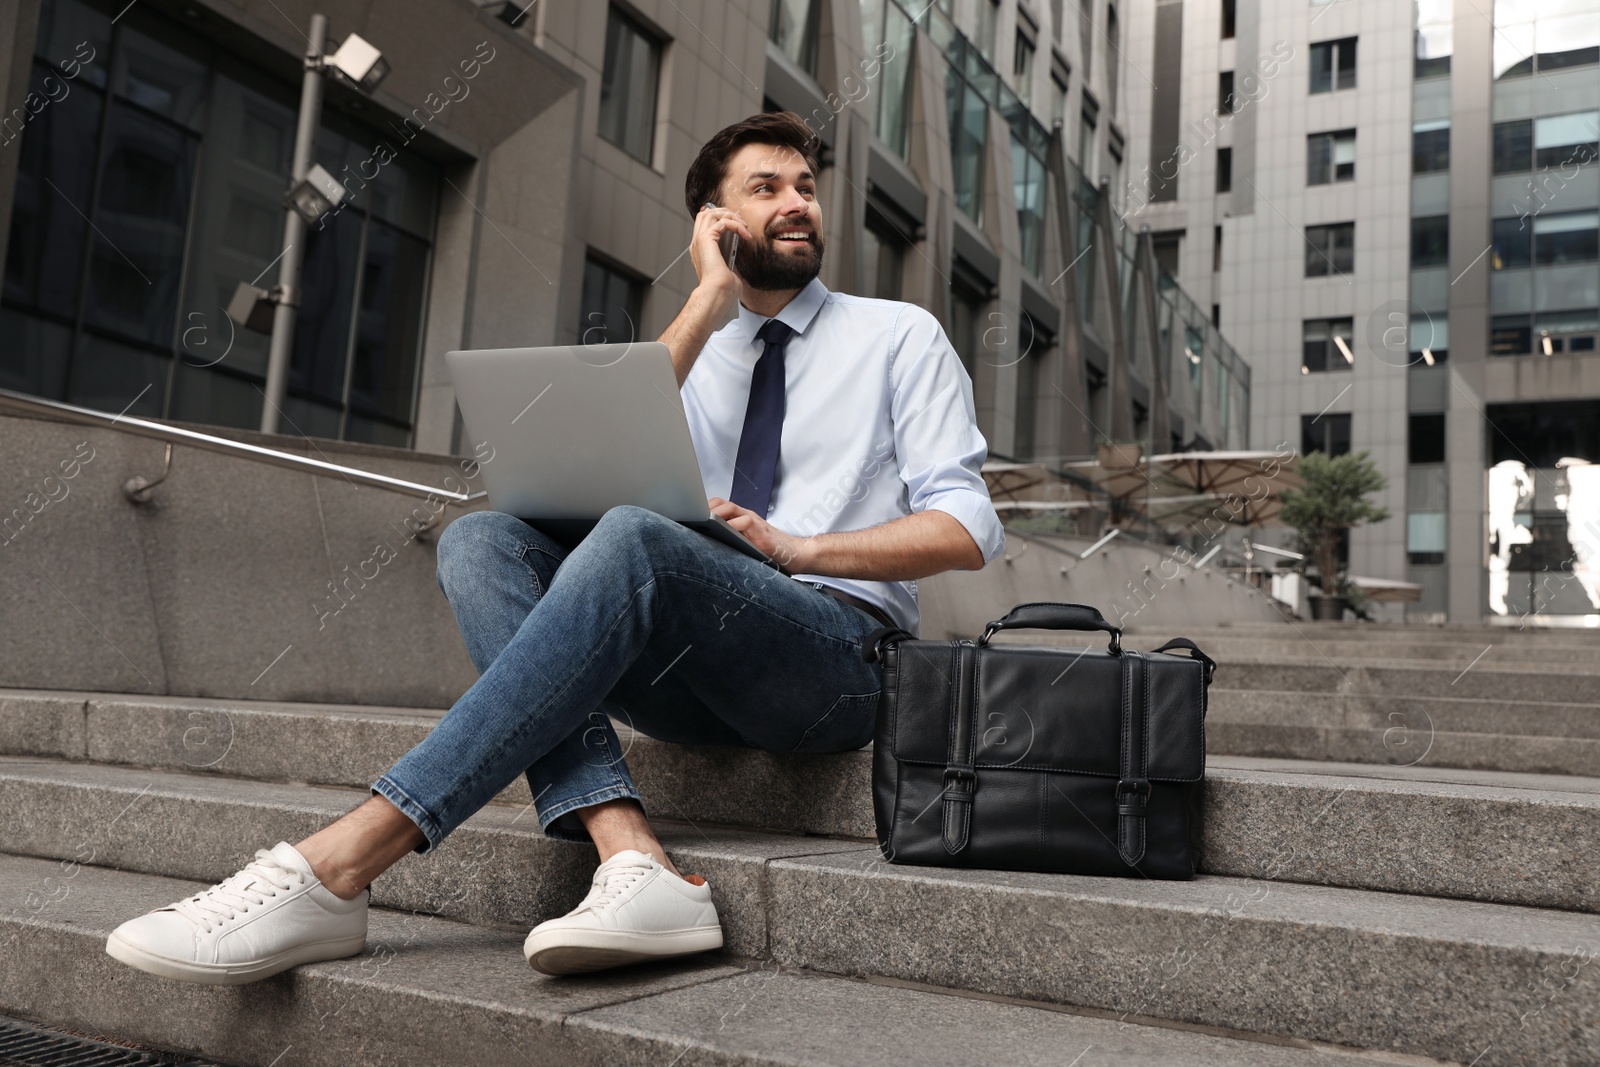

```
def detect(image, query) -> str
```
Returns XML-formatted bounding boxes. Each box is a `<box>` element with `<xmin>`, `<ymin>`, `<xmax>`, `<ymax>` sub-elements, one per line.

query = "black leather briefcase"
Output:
<box><xmin>860</xmin><ymin>602</ymin><xmax>1216</xmax><ymax>879</ymax></box>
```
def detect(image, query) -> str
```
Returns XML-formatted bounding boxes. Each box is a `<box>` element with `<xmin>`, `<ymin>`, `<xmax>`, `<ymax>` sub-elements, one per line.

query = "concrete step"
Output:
<box><xmin>1124</xmin><ymin>621</ymin><xmax>1600</xmax><ymax>648</ymax></box>
<box><xmin>3</xmin><ymin>694</ymin><xmax>1598</xmax><ymax>911</ymax></box>
<box><xmin>1208</xmin><ymin>688</ymin><xmax>1600</xmax><ymax>776</ymax></box>
<box><xmin>0</xmin><ymin>854</ymin><xmax>1448</xmax><ymax>1067</ymax></box>
<box><xmin>991</xmin><ymin>638</ymin><xmax>1600</xmax><ymax>703</ymax></box>
<box><xmin>0</xmin><ymin>776</ymin><xmax>1594</xmax><ymax>1065</ymax></box>
<box><xmin>1128</xmin><ymin>634</ymin><xmax>1595</xmax><ymax>666</ymax></box>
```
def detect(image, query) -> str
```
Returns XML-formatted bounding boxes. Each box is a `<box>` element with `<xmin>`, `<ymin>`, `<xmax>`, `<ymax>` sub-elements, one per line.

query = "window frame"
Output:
<box><xmin>1305</xmin><ymin>221</ymin><xmax>1354</xmax><ymax>277</ymax></box>
<box><xmin>598</xmin><ymin>5</ymin><xmax>664</xmax><ymax>166</ymax></box>
<box><xmin>1412</xmin><ymin>120</ymin><xmax>1450</xmax><ymax>174</ymax></box>
<box><xmin>1307</xmin><ymin>128</ymin><xmax>1356</xmax><ymax>185</ymax></box>
<box><xmin>1309</xmin><ymin>36</ymin><xmax>1357</xmax><ymax>94</ymax></box>
<box><xmin>1302</xmin><ymin>316</ymin><xmax>1355</xmax><ymax>373</ymax></box>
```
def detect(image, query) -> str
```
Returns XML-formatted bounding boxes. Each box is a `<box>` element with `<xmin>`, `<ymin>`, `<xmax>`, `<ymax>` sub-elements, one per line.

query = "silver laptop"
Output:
<box><xmin>444</xmin><ymin>341</ymin><xmax>778</xmax><ymax>569</ymax></box>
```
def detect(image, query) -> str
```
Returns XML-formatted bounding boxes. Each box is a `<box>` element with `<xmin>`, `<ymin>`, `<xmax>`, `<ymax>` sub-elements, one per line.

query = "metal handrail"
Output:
<box><xmin>0</xmin><ymin>387</ymin><xmax>486</xmax><ymax>505</ymax></box>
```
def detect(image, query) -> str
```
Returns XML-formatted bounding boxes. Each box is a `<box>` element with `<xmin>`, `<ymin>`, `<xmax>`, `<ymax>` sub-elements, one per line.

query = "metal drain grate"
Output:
<box><xmin>0</xmin><ymin>1015</ymin><xmax>229</xmax><ymax>1067</ymax></box>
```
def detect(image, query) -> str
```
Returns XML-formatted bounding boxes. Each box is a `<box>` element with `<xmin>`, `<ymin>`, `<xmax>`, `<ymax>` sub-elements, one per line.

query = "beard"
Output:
<box><xmin>736</xmin><ymin>223</ymin><xmax>825</xmax><ymax>291</ymax></box>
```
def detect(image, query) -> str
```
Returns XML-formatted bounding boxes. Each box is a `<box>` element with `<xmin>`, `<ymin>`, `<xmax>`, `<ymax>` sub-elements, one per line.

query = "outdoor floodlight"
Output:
<box><xmin>227</xmin><ymin>282</ymin><xmax>278</xmax><ymax>333</ymax></box>
<box><xmin>285</xmin><ymin>163</ymin><xmax>348</xmax><ymax>224</ymax></box>
<box><xmin>328</xmin><ymin>33</ymin><xmax>389</xmax><ymax>91</ymax></box>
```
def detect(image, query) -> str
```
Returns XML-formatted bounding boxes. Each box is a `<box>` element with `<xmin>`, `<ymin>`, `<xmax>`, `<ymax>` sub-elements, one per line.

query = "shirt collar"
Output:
<box><xmin>734</xmin><ymin>277</ymin><xmax>829</xmax><ymax>344</ymax></box>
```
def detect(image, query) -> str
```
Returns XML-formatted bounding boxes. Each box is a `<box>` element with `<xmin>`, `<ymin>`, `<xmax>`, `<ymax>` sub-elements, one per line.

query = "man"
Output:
<box><xmin>104</xmin><ymin>111</ymin><xmax>1004</xmax><ymax>984</ymax></box>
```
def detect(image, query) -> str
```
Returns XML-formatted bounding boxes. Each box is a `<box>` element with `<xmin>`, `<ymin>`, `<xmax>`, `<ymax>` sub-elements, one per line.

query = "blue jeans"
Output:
<box><xmin>371</xmin><ymin>506</ymin><xmax>888</xmax><ymax>853</ymax></box>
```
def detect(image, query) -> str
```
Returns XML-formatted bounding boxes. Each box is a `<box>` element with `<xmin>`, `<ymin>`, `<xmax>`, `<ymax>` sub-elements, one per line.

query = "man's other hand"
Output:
<box><xmin>709</xmin><ymin>497</ymin><xmax>811</xmax><ymax>574</ymax></box>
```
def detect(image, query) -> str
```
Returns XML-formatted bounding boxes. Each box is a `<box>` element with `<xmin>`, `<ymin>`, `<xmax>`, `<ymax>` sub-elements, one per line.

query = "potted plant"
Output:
<box><xmin>1278</xmin><ymin>450</ymin><xmax>1391</xmax><ymax>621</ymax></box>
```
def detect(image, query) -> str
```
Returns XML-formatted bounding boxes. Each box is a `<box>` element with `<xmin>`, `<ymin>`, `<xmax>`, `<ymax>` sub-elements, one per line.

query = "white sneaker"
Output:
<box><xmin>105</xmin><ymin>841</ymin><xmax>368</xmax><ymax>985</ymax></box>
<box><xmin>524</xmin><ymin>849</ymin><xmax>722</xmax><ymax>975</ymax></box>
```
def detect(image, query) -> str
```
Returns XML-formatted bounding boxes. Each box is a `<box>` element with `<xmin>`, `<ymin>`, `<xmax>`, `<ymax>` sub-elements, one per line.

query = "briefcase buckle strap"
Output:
<box><xmin>1117</xmin><ymin>651</ymin><xmax>1150</xmax><ymax>867</ymax></box>
<box><xmin>1115</xmin><ymin>777</ymin><xmax>1150</xmax><ymax>818</ymax></box>
<box><xmin>941</xmin><ymin>642</ymin><xmax>979</xmax><ymax>855</ymax></box>
<box><xmin>942</xmin><ymin>765</ymin><xmax>977</xmax><ymax>801</ymax></box>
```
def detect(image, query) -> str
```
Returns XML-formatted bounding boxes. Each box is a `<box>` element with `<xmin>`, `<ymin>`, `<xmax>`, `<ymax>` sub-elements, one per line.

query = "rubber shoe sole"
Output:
<box><xmin>105</xmin><ymin>929</ymin><xmax>367</xmax><ymax>985</ymax></box>
<box><xmin>524</xmin><ymin>924</ymin><xmax>723</xmax><ymax>976</ymax></box>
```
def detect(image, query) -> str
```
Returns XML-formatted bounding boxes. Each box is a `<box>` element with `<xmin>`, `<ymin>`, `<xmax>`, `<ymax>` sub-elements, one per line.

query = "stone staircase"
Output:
<box><xmin>1</xmin><ymin>622</ymin><xmax>1598</xmax><ymax>1065</ymax></box>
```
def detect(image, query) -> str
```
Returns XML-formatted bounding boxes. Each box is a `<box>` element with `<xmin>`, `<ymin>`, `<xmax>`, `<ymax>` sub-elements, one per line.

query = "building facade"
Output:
<box><xmin>1</xmin><ymin>0</ymin><xmax>1246</xmax><ymax>521</ymax></box>
<box><xmin>1122</xmin><ymin>0</ymin><xmax>1600</xmax><ymax>623</ymax></box>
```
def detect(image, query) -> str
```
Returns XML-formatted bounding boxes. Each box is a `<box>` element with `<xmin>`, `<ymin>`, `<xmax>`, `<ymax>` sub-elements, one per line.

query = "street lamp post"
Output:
<box><xmin>259</xmin><ymin>14</ymin><xmax>329</xmax><ymax>434</ymax></box>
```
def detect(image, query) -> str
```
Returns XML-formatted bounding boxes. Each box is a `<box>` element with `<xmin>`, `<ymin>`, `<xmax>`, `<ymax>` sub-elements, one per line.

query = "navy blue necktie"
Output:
<box><xmin>730</xmin><ymin>318</ymin><xmax>795</xmax><ymax>516</ymax></box>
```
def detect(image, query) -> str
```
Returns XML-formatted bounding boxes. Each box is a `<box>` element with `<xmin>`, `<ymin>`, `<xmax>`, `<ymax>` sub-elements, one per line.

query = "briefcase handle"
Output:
<box><xmin>978</xmin><ymin>602</ymin><xmax>1122</xmax><ymax>654</ymax></box>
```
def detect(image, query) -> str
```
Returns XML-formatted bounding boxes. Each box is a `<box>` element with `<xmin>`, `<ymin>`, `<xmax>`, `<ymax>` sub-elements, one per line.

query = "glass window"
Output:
<box><xmin>1013</xmin><ymin>29</ymin><xmax>1035</xmax><ymax>105</ymax></box>
<box><xmin>1222</xmin><ymin>0</ymin><xmax>1236</xmax><ymax>39</ymax></box>
<box><xmin>1409</xmin><ymin>413</ymin><xmax>1446</xmax><ymax>464</ymax></box>
<box><xmin>1014</xmin><ymin>313</ymin><xmax>1044</xmax><ymax>459</ymax></box>
<box><xmin>1012</xmin><ymin>133</ymin><xmax>1047</xmax><ymax>275</ymax></box>
<box><xmin>599</xmin><ymin>6</ymin><xmax>661</xmax><ymax>164</ymax></box>
<box><xmin>1412</xmin><ymin>120</ymin><xmax>1450</xmax><ymax>174</ymax></box>
<box><xmin>1302</xmin><ymin>317</ymin><xmax>1354</xmax><ymax>373</ymax></box>
<box><xmin>1484</xmin><ymin>216</ymin><xmax>1522</xmax><ymax>266</ymax></box>
<box><xmin>1216</xmin><ymin>146</ymin><xmax>1232</xmax><ymax>193</ymax></box>
<box><xmin>1415</xmin><ymin>17</ymin><xmax>1452</xmax><ymax>79</ymax></box>
<box><xmin>1307</xmin><ymin>129</ymin><xmax>1356</xmax><ymax>185</ymax></box>
<box><xmin>1184</xmin><ymin>325</ymin><xmax>1203</xmax><ymax>392</ymax></box>
<box><xmin>862</xmin><ymin>210</ymin><xmax>906</xmax><ymax>300</ymax></box>
<box><xmin>1105</xmin><ymin>4</ymin><xmax>1118</xmax><ymax>114</ymax></box>
<box><xmin>1079</xmin><ymin>0</ymin><xmax>1093</xmax><ymax>81</ymax></box>
<box><xmin>1309</xmin><ymin>37</ymin><xmax>1357</xmax><ymax>93</ymax></box>
<box><xmin>1412</xmin><ymin>215</ymin><xmax>1449</xmax><ymax>268</ymax></box>
<box><xmin>1537</xmin><ymin>309</ymin><xmax>1600</xmax><ymax>354</ymax></box>
<box><xmin>1051</xmin><ymin>0</ymin><xmax>1064</xmax><ymax>43</ymax></box>
<box><xmin>1050</xmin><ymin>70</ymin><xmax>1068</xmax><ymax>127</ymax></box>
<box><xmin>1305</xmin><ymin>222</ymin><xmax>1354</xmax><ymax>277</ymax></box>
<box><xmin>1534</xmin><ymin>110</ymin><xmax>1600</xmax><ymax>169</ymax></box>
<box><xmin>1491</xmin><ymin>313</ymin><xmax>1532</xmax><ymax>356</ymax></box>
<box><xmin>1411</xmin><ymin>314</ymin><xmax>1448</xmax><ymax>363</ymax></box>
<box><xmin>1219</xmin><ymin>71</ymin><xmax>1235</xmax><ymax>114</ymax></box>
<box><xmin>1535</xmin><ymin>11</ymin><xmax>1600</xmax><ymax>72</ymax></box>
<box><xmin>950</xmin><ymin>278</ymin><xmax>985</xmax><ymax>378</ymax></box>
<box><xmin>1534</xmin><ymin>210</ymin><xmax>1599</xmax><ymax>266</ymax></box>
<box><xmin>1493</xmin><ymin>8</ymin><xmax>1535</xmax><ymax>80</ymax></box>
<box><xmin>1407</xmin><ymin>513</ymin><xmax>1446</xmax><ymax>564</ymax></box>
<box><xmin>579</xmin><ymin>256</ymin><xmax>644</xmax><ymax>345</ymax></box>
<box><xmin>1493</xmin><ymin>119</ymin><xmax>1533</xmax><ymax>174</ymax></box>
<box><xmin>977</xmin><ymin>0</ymin><xmax>999</xmax><ymax>60</ymax></box>
<box><xmin>1301</xmin><ymin>412</ymin><xmax>1352</xmax><ymax>456</ymax></box>
<box><xmin>947</xmin><ymin>56</ymin><xmax>989</xmax><ymax>221</ymax></box>
<box><xmin>3</xmin><ymin>1</ymin><xmax>438</xmax><ymax>444</ymax></box>
<box><xmin>864</xmin><ymin>0</ymin><xmax>914</xmax><ymax>157</ymax></box>
<box><xmin>769</xmin><ymin>0</ymin><xmax>820</xmax><ymax>75</ymax></box>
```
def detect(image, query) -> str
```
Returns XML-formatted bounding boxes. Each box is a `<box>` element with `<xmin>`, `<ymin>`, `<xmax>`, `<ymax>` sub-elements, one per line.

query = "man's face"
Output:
<box><xmin>717</xmin><ymin>142</ymin><xmax>825</xmax><ymax>291</ymax></box>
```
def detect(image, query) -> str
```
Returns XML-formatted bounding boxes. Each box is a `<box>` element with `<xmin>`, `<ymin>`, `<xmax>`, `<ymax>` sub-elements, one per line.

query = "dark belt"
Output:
<box><xmin>812</xmin><ymin>582</ymin><xmax>898</xmax><ymax>630</ymax></box>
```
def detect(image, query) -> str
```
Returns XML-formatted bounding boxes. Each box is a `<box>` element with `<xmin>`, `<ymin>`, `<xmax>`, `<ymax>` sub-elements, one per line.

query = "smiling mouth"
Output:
<box><xmin>771</xmin><ymin>229</ymin><xmax>814</xmax><ymax>244</ymax></box>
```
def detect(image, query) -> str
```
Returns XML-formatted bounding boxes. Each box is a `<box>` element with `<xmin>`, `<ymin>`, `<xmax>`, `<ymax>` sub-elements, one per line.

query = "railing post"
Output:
<box><xmin>259</xmin><ymin>14</ymin><xmax>328</xmax><ymax>434</ymax></box>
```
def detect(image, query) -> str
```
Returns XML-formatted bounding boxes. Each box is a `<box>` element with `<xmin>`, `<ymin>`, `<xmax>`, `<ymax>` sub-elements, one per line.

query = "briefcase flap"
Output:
<box><xmin>887</xmin><ymin>643</ymin><xmax>1206</xmax><ymax>781</ymax></box>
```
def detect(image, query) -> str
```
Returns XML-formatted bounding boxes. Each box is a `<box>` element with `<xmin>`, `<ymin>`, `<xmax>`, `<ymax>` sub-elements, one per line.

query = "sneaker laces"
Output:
<box><xmin>580</xmin><ymin>860</ymin><xmax>655</xmax><ymax>913</ymax></box>
<box><xmin>167</xmin><ymin>849</ymin><xmax>306</xmax><ymax>933</ymax></box>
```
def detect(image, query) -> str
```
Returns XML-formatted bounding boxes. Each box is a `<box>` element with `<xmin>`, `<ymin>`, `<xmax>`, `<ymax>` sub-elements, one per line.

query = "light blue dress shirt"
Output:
<box><xmin>680</xmin><ymin>277</ymin><xmax>1007</xmax><ymax>636</ymax></box>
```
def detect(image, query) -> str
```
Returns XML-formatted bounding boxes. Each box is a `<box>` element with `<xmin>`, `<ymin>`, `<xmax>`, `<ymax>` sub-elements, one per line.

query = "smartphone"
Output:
<box><xmin>702</xmin><ymin>201</ymin><xmax>739</xmax><ymax>269</ymax></box>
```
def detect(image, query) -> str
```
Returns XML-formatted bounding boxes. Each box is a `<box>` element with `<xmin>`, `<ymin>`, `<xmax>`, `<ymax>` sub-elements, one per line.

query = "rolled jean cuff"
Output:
<box><xmin>537</xmin><ymin>782</ymin><xmax>646</xmax><ymax>843</ymax></box>
<box><xmin>371</xmin><ymin>776</ymin><xmax>446</xmax><ymax>856</ymax></box>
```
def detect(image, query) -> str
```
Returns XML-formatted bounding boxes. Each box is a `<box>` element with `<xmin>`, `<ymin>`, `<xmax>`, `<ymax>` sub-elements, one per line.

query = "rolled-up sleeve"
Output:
<box><xmin>888</xmin><ymin>306</ymin><xmax>1007</xmax><ymax>567</ymax></box>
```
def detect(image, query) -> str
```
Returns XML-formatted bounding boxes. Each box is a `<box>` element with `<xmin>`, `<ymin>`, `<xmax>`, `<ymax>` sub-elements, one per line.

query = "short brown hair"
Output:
<box><xmin>683</xmin><ymin>111</ymin><xmax>822</xmax><ymax>218</ymax></box>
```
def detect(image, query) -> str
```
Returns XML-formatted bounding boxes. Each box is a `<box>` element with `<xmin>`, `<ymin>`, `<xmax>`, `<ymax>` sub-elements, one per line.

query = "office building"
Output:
<box><xmin>1</xmin><ymin>0</ymin><xmax>1246</xmax><ymax>487</ymax></box>
<box><xmin>1122</xmin><ymin>0</ymin><xmax>1600</xmax><ymax>622</ymax></box>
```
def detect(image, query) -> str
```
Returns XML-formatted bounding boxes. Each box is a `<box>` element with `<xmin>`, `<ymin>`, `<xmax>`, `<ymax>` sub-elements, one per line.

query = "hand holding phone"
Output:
<box><xmin>702</xmin><ymin>201</ymin><xmax>739</xmax><ymax>270</ymax></box>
